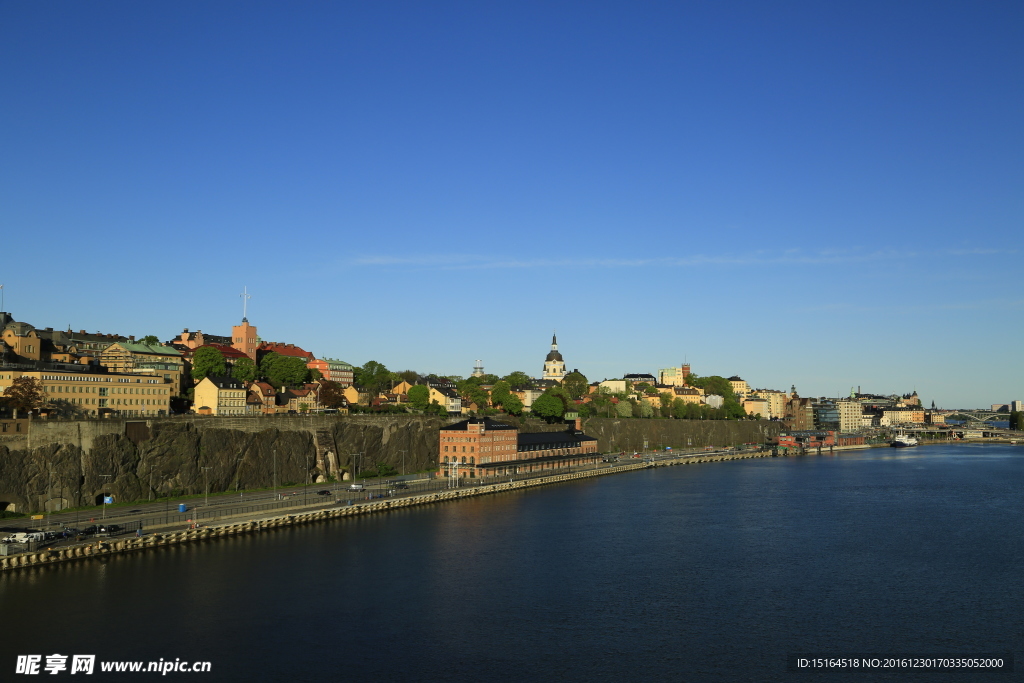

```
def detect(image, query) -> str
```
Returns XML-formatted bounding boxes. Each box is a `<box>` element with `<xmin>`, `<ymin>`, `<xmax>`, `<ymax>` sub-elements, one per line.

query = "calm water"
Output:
<box><xmin>2</xmin><ymin>444</ymin><xmax>1022</xmax><ymax>682</ymax></box>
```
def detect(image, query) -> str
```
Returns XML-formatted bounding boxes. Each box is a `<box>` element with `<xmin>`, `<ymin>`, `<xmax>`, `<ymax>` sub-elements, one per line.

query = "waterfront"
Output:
<box><xmin>2</xmin><ymin>444</ymin><xmax>1021</xmax><ymax>681</ymax></box>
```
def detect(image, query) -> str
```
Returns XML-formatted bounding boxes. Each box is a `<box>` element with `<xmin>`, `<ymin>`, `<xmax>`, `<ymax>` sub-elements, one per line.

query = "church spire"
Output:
<box><xmin>551</xmin><ymin>331</ymin><xmax>557</xmax><ymax>348</ymax></box>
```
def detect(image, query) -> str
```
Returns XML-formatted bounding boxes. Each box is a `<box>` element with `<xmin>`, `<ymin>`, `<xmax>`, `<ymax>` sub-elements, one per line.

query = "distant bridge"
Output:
<box><xmin>945</xmin><ymin>411</ymin><xmax>1007</xmax><ymax>424</ymax></box>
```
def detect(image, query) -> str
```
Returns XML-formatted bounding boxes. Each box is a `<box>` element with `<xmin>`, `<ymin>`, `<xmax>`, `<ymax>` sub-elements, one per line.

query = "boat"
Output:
<box><xmin>890</xmin><ymin>430</ymin><xmax>919</xmax><ymax>448</ymax></box>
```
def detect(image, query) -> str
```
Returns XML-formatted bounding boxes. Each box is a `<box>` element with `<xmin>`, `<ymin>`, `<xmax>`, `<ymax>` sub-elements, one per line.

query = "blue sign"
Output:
<box><xmin>103</xmin><ymin>496</ymin><xmax>114</xmax><ymax>504</ymax></box>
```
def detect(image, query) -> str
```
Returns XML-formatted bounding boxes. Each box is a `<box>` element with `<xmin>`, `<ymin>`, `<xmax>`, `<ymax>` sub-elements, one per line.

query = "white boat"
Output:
<box><xmin>890</xmin><ymin>430</ymin><xmax>919</xmax><ymax>448</ymax></box>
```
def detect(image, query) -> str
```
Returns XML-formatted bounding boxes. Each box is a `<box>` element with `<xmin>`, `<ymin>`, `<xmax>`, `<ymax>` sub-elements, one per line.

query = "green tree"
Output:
<box><xmin>561</xmin><ymin>371</ymin><xmax>589</xmax><ymax>399</ymax></box>
<box><xmin>464</xmin><ymin>386</ymin><xmax>490</xmax><ymax>412</ymax></box>
<box><xmin>232</xmin><ymin>357</ymin><xmax>258</xmax><ymax>383</ymax></box>
<box><xmin>260</xmin><ymin>352</ymin><xmax>311</xmax><ymax>387</ymax></box>
<box><xmin>396</xmin><ymin>369</ymin><xmax>421</xmax><ymax>384</ymax></box>
<box><xmin>489</xmin><ymin>380</ymin><xmax>512</xmax><ymax>407</ymax></box>
<box><xmin>637</xmin><ymin>400</ymin><xmax>654</xmax><ymax>418</ymax></box>
<box><xmin>191</xmin><ymin>346</ymin><xmax>227</xmax><ymax>382</ymax></box>
<box><xmin>501</xmin><ymin>393</ymin><xmax>524</xmax><ymax>415</ymax></box>
<box><xmin>318</xmin><ymin>380</ymin><xmax>347</xmax><ymax>408</ymax></box>
<box><xmin>408</xmin><ymin>385</ymin><xmax>430</xmax><ymax>410</ymax></box>
<box><xmin>531</xmin><ymin>392</ymin><xmax>565</xmax><ymax>422</ymax></box>
<box><xmin>427</xmin><ymin>399</ymin><xmax>448</xmax><ymax>416</ymax></box>
<box><xmin>1010</xmin><ymin>411</ymin><xmax>1023</xmax><ymax>431</ymax></box>
<box><xmin>139</xmin><ymin>335</ymin><xmax>160</xmax><ymax>345</ymax></box>
<box><xmin>502</xmin><ymin>371</ymin><xmax>533</xmax><ymax>388</ymax></box>
<box><xmin>355</xmin><ymin>360</ymin><xmax>392</xmax><ymax>398</ymax></box>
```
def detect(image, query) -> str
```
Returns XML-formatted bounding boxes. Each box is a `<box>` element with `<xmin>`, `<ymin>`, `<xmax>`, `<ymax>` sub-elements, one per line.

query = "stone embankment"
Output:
<box><xmin>0</xmin><ymin>448</ymin><xmax>779</xmax><ymax>573</ymax></box>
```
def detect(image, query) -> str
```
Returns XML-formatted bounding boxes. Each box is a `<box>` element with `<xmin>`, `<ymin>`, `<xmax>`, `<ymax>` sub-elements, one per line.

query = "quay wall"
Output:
<box><xmin>0</xmin><ymin>415</ymin><xmax>780</xmax><ymax>513</ymax></box>
<box><xmin>0</xmin><ymin>447</ymin><xmax>783</xmax><ymax>573</ymax></box>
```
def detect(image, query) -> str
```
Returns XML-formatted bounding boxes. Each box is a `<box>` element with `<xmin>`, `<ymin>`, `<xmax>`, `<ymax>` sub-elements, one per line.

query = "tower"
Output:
<box><xmin>472</xmin><ymin>360</ymin><xmax>484</xmax><ymax>378</ymax></box>
<box><xmin>231</xmin><ymin>287</ymin><xmax>259</xmax><ymax>360</ymax></box>
<box><xmin>542</xmin><ymin>333</ymin><xmax>566</xmax><ymax>381</ymax></box>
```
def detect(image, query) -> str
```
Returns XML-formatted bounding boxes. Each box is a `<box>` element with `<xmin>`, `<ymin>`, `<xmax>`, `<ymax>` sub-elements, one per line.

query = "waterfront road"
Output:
<box><xmin>0</xmin><ymin>447</ymin><xmax>759</xmax><ymax>543</ymax></box>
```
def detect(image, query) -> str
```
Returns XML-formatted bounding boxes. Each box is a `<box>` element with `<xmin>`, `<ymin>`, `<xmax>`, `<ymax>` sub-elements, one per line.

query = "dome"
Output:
<box><xmin>545</xmin><ymin>349</ymin><xmax>563</xmax><ymax>362</ymax></box>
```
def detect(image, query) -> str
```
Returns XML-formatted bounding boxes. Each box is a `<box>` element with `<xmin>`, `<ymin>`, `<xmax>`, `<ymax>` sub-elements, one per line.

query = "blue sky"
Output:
<box><xmin>1</xmin><ymin>1</ymin><xmax>1021</xmax><ymax>408</ymax></box>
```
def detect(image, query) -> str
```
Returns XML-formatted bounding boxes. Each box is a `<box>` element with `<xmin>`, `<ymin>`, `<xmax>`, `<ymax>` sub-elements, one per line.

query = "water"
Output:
<box><xmin>2</xmin><ymin>444</ymin><xmax>1022</xmax><ymax>682</ymax></box>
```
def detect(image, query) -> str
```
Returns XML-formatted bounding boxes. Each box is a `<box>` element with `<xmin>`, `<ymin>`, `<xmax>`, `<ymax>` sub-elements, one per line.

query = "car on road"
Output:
<box><xmin>81</xmin><ymin>526</ymin><xmax>99</xmax><ymax>535</ymax></box>
<box><xmin>393</xmin><ymin>483</ymin><xmax>410</xmax><ymax>490</ymax></box>
<box><xmin>97</xmin><ymin>524</ymin><xmax>122</xmax><ymax>535</ymax></box>
<box><xmin>316</xmin><ymin>490</ymin><xmax>332</xmax><ymax>496</ymax></box>
<box><xmin>348</xmin><ymin>484</ymin><xmax>365</xmax><ymax>491</ymax></box>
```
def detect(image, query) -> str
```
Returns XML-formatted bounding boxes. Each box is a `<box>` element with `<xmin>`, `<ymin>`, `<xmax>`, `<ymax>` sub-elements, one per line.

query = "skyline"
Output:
<box><xmin>2</xmin><ymin>1</ymin><xmax>1021</xmax><ymax>408</ymax></box>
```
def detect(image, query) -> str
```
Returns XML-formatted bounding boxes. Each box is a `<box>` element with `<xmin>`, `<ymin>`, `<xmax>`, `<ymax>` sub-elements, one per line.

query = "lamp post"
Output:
<box><xmin>235</xmin><ymin>457</ymin><xmax>243</xmax><ymax>495</ymax></box>
<box><xmin>99</xmin><ymin>474</ymin><xmax>111</xmax><ymax>520</ymax></box>
<box><xmin>273</xmin><ymin>447</ymin><xmax>277</xmax><ymax>501</ymax></box>
<box><xmin>199</xmin><ymin>467</ymin><xmax>211</xmax><ymax>509</ymax></box>
<box><xmin>45</xmin><ymin>455</ymin><xmax>53</xmax><ymax>530</ymax></box>
<box><xmin>304</xmin><ymin>450</ymin><xmax>309</xmax><ymax>506</ymax></box>
<box><xmin>400</xmin><ymin>449</ymin><xmax>407</xmax><ymax>477</ymax></box>
<box><xmin>149</xmin><ymin>464</ymin><xmax>155</xmax><ymax>502</ymax></box>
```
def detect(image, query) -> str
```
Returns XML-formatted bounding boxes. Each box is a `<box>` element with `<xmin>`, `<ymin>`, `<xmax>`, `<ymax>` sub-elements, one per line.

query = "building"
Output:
<box><xmin>728</xmin><ymin>376</ymin><xmax>750</xmax><ymax>400</ymax></box>
<box><xmin>438</xmin><ymin>415</ymin><xmax>600</xmax><ymax>479</ymax></box>
<box><xmin>231</xmin><ymin>319</ymin><xmax>260</xmax><ymax>360</ymax></box>
<box><xmin>750</xmin><ymin>389</ymin><xmax>788</xmax><ymax>420</ymax></box>
<box><xmin>342</xmin><ymin>385</ymin><xmax>370</xmax><ymax>406</ymax></box>
<box><xmin>785</xmin><ymin>395</ymin><xmax>815</xmax><ymax>431</ymax></box>
<box><xmin>742</xmin><ymin>397</ymin><xmax>769</xmax><ymax>418</ymax></box>
<box><xmin>248</xmin><ymin>382</ymin><xmax>277</xmax><ymax>415</ymax></box>
<box><xmin>542</xmin><ymin>334</ymin><xmax>566</xmax><ymax>381</ymax></box>
<box><xmin>471</xmin><ymin>360</ymin><xmax>485</xmax><ymax>378</ymax></box>
<box><xmin>257</xmin><ymin>342</ymin><xmax>315</xmax><ymax>364</ymax></box>
<box><xmin>624</xmin><ymin>373</ymin><xmax>658</xmax><ymax>386</ymax></box>
<box><xmin>837</xmin><ymin>399</ymin><xmax>862</xmax><ymax>432</ymax></box>
<box><xmin>193</xmin><ymin>376</ymin><xmax>247</xmax><ymax>416</ymax></box>
<box><xmin>774</xmin><ymin>430</ymin><xmax>836</xmax><ymax>450</ymax></box>
<box><xmin>175</xmin><ymin>329</ymin><xmax>232</xmax><ymax>349</ymax></box>
<box><xmin>278</xmin><ymin>384</ymin><xmax>322</xmax><ymax>413</ymax></box>
<box><xmin>1012</xmin><ymin>400</ymin><xmax>1024</xmax><ymax>413</ymax></box>
<box><xmin>0</xmin><ymin>366</ymin><xmax>172</xmax><ymax>417</ymax></box>
<box><xmin>674</xmin><ymin>386</ymin><xmax>704</xmax><ymax>405</ymax></box>
<box><xmin>598</xmin><ymin>379</ymin><xmax>627</xmax><ymax>394</ymax></box>
<box><xmin>880</xmin><ymin>407</ymin><xmax>925</xmax><ymax>426</ymax></box>
<box><xmin>306</xmin><ymin>358</ymin><xmax>354</xmax><ymax>386</ymax></box>
<box><xmin>99</xmin><ymin>342</ymin><xmax>184</xmax><ymax>393</ymax></box>
<box><xmin>429</xmin><ymin>386</ymin><xmax>462</xmax><ymax>414</ymax></box>
<box><xmin>703</xmin><ymin>394</ymin><xmax>724</xmax><ymax>409</ymax></box>
<box><xmin>658</xmin><ymin>365</ymin><xmax>691</xmax><ymax>387</ymax></box>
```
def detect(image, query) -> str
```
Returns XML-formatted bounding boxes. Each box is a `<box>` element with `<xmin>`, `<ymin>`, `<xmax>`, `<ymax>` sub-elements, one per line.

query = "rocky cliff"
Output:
<box><xmin>0</xmin><ymin>415</ymin><xmax>780</xmax><ymax>513</ymax></box>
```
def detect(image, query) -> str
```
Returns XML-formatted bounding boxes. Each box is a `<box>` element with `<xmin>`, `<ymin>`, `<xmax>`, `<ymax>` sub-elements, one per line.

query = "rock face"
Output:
<box><xmin>0</xmin><ymin>415</ymin><xmax>781</xmax><ymax>513</ymax></box>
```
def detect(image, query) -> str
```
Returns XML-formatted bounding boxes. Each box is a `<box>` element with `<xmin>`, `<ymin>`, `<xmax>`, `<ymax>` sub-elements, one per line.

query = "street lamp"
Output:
<box><xmin>273</xmin><ymin>447</ymin><xmax>277</xmax><ymax>501</ymax></box>
<box><xmin>400</xmin><ymin>449</ymin><xmax>407</xmax><ymax>477</ymax></box>
<box><xmin>235</xmin><ymin>457</ymin><xmax>244</xmax><ymax>495</ymax></box>
<box><xmin>99</xmin><ymin>474</ymin><xmax>112</xmax><ymax>520</ymax></box>
<box><xmin>149</xmin><ymin>464</ymin><xmax>155</xmax><ymax>502</ymax></box>
<box><xmin>202</xmin><ymin>466</ymin><xmax>212</xmax><ymax>509</ymax></box>
<box><xmin>304</xmin><ymin>450</ymin><xmax>309</xmax><ymax>506</ymax></box>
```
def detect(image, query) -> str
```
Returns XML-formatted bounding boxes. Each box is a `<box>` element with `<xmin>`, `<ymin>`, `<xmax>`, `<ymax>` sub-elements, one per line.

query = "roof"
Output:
<box><xmin>200</xmin><ymin>375</ymin><xmax>245</xmax><ymax>390</ymax></box>
<box><xmin>258</xmin><ymin>342</ymin><xmax>314</xmax><ymax>360</ymax></box>
<box><xmin>545</xmin><ymin>349</ymin><xmax>564</xmax><ymax>362</ymax></box>
<box><xmin>728</xmin><ymin>376</ymin><xmax>744</xmax><ymax>381</ymax></box>
<box><xmin>441</xmin><ymin>417</ymin><xmax>517</xmax><ymax>431</ymax></box>
<box><xmin>518</xmin><ymin>428</ymin><xmax>597</xmax><ymax>448</ymax></box>
<box><xmin>624</xmin><ymin>373</ymin><xmax>656</xmax><ymax>380</ymax></box>
<box><xmin>107</xmin><ymin>342</ymin><xmax>183</xmax><ymax>357</ymax></box>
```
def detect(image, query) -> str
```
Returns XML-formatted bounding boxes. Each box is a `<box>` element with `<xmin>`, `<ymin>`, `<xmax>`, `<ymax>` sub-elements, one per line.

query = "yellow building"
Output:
<box><xmin>742</xmin><ymin>397</ymin><xmax>769</xmax><ymax>417</ymax></box>
<box><xmin>193</xmin><ymin>376</ymin><xmax>247</xmax><ymax>416</ymax></box>
<box><xmin>99</xmin><ymin>342</ymin><xmax>184</xmax><ymax>393</ymax></box>
<box><xmin>728</xmin><ymin>376</ymin><xmax>750</xmax><ymax>399</ymax></box>
<box><xmin>750</xmin><ymin>389</ymin><xmax>788</xmax><ymax>420</ymax></box>
<box><xmin>658</xmin><ymin>365</ymin><xmax>691</xmax><ymax>387</ymax></box>
<box><xmin>0</xmin><ymin>368</ymin><xmax>172</xmax><ymax>417</ymax></box>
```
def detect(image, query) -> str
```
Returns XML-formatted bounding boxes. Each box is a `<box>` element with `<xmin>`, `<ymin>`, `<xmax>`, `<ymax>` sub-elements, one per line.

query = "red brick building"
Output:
<box><xmin>439</xmin><ymin>416</ymin><xmax>601</xmax><ymax>479</ymax></box>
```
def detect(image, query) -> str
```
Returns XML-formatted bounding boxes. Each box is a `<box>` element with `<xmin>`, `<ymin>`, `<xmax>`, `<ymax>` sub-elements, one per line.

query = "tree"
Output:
<box><xmin>502</xmin><ymin>393</ymin><xmax>524</xmax><ymax>415</ymax></box>
<box><xmin>309</xmin><ymin>368</ymin><xmax>322</xmax><ymax>381</ymax></box>
<box><xmin>396</xmin><ymin>369</ymin><xmax>421</xmax><ymax>384</ymax></box>
<box><xmin>489</xmin><ymin>380</ymin><xmax>512</xmax><ymax>407</ymax></box>
<box><xmin>140</xmin><ymin>335</ymin><xmax>160</xmax><ymax>345</ymax></box>
<box><xmin>232</xmin><ymin>357</ymin><xmax>258</xmax><ymax>383</ymax></box>
<box><xmin>502</xmin><ymin>371</ymin><xmax>533</xmax><ymax>388</ymax></box>
<box><xmin>408</xmin><ymin>385</ymin><xmax>430</xmax><ymax>410</ymax></box>
<box><xmin>355</xmin><ymin>361</ymin><xmax>392</xmax><ymax>399</ymax></box>
<box><xmin>319</xmin><ymin>380</ymin><xmax>347</xmax><ymax>408</ymax></box>
<box><xmin>3</xmin><ymin>377</ymin><xmax>46</xmax><ymax>415</ymax></box>
<box><xmin>637</xmin><ymin>400</ymin><xmax>654</xmax><ymax>418</ymax></box>
<box><xmin>191</xmin><ymin>346</ymin><xmax>227</xmax><ymax>382</ymax></box>
<box><xmin>562</xmin><ymin>371</ymin><xmax>589</xmax><ymax>399</ymax></box>
<box><xmin>259</xmin><ymin>353</ymin><xmax>310</xmax><ymax>387</ymax></box>
<box><xmin>1010</xmin><ymin>411</ymin><xmax>1024</xmax><ymax>431</ymax></box>
<box><xmin>427</xmin><ymin>399</ymin><xmax>448</xmax><ymax>416</ymax></box>
<box><xmin>531</xmin><ymin>392</ymin><xmax>565</xmax><ymax>422</ymax></box>
<box><xmin>615</xmin><ymin>400</ymin><xmax>633</xmax><ymax>418</ymax></box>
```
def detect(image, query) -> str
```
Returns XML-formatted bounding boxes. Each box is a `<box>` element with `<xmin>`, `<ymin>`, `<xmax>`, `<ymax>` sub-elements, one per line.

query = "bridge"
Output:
<box><xmin>944</xmin><ymin>410</ymin><xmax>1008</xmax><ymax>425</ymax></box>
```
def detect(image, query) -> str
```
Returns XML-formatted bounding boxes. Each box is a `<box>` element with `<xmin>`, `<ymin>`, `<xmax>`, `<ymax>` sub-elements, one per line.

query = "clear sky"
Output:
<box><xmin>2</xmin><ymin>1</ymin><xmax>1021</xmax><ymax>409</ymax></box>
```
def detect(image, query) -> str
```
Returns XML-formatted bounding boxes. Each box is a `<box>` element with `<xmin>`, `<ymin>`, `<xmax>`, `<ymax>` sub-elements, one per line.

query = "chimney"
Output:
<box><xmin>575</xmin><ymin>417</ymin><xmax>582</xmax><ymax>431</ymax></box>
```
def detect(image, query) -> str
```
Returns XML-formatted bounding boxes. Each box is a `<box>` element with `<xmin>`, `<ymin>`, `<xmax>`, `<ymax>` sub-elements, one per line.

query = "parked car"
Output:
<box><xmin>97</xmin><ymin>524</ymin><xmax>122</xmax><ymax>535</ymax></box>
<box><xmin>81</xmin><ymin>525</ymin><xmax>98</xmax><ymax>535</ymax></box>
